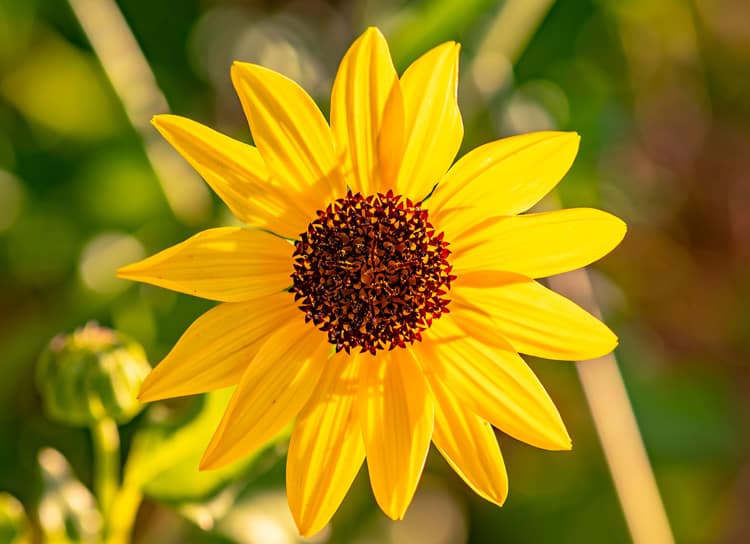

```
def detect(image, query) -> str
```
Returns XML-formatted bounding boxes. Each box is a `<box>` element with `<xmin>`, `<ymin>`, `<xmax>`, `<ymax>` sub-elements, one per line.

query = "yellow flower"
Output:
<box><xmin>117</xmin><ymin>27</ymin><xmax>625</xmax><ymax>536</ymax></box>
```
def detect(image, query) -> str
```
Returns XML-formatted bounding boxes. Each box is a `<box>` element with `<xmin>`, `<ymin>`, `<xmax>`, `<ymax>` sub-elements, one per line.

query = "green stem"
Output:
<box><xmin>106</xmin><ymin>483</ymin><xmax>143</xmax><ymax>544</ymax></box>
<box><xmin>91</xmin><ymin>418</ymin><xmax>120</xmax><ymax>523</ymax></box>
<box><xmin>92</xmin><ymin>418</ymin><xmax>145</xmax><ymax>543</ymax></box>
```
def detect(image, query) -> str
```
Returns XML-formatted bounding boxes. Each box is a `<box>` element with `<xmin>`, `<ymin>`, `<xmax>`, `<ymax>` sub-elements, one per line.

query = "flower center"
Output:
<box><xmin>291</xmin><ymin>190</ymin><xmax>455</xmax><ymax>355</ymax></box>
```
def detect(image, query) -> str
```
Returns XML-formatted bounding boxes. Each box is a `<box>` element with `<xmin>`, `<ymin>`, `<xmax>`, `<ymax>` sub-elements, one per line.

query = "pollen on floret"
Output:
<box><xmin>291</xmin><ymin>191</ymin><xmax>455</xmax><ymax>355</ymax></box>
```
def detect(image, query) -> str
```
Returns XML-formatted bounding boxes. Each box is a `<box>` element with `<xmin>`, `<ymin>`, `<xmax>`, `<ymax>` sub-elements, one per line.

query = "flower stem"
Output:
<box><xmin>548</xmin><ymin>270</ymin><xmax>674</xmax><ymax>544</ymax></box>
<box><xmin>91</xmin><ymin>417</ymin><xmax>120</xmax><ymax>521</ymax></box>
<box><xmin>106</xmin><ymin>483</ymin><xmax>143</xmax><ymax>544</ymax></box>
<box><xmin>67</xmin><ymin>0</ymin><xmax>210</xmax><ymax>224</ymax></box>
<box><xmin>91</xmin><ymin>418</ymin><xmax>144</xmax><ymax>544</ymax></box>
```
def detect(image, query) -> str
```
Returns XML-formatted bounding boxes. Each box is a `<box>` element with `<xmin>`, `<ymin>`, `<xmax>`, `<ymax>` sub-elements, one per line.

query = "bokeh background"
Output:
<box><xmin>1</xmin><ymin>0</ymin><xmax>749</xmax><ymax>542</ymax></box>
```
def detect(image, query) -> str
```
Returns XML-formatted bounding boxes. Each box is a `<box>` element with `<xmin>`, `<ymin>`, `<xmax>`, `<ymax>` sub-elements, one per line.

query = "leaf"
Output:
<box><xmin>124</xmin><ymin>389</ymin><xmax>289</xmax><ymax>503</ymax></box>
<box><xmin>386</xmin><ymin>0</ymin><xmax>499</xmax><ymax>70</ymax></box>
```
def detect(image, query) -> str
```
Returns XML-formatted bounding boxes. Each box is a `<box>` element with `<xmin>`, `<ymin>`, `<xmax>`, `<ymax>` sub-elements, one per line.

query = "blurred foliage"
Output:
<box><xmin>36</xmin><ymin>448</ymin><xmax>101</xmax><ymax>543</ymax></box>
<box><xmin>1</xmin><ymin>0</ymin><xmax>749</xmax><ymax>542</ymax></box>
<box><xmin>0</xmin><ymin>492</ymin><xmax>31</xmax><ymax>544</ymax></box>
<box><xmin>127</xmin><ymin>389</ymin><xmax>287</xmax><ymax>503</ymax></box>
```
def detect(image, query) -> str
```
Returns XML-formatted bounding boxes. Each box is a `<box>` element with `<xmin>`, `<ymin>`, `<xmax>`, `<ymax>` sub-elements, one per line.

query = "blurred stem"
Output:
<box><xmin>91</xmin><ymin>418</ymin><xmax>144</xmax><ymax>543</ymax></box>
<box><xmin>67</xmin><ymin>0</ymin><xmax>210</xmax><ymax>224</ymax></box>
<box><xmin>476</xmin><ymin>0</ymin><xmax>554</xmax><ymax>63</ymax></box>
<box><xmin>470</xmin><ymin>0</ymin><xmax>674</xmax><ymax>534</ymax></box>
<box><xmin>107</xmin><ymin>482</ymin><xmax>143</xmax><ymax>544</ymax></box>
<box><xmin>547</xmin><ymin>270</ymin><xmax>675</xmax><ymax>544</ymax></box>
<box><xmin>91</xmin><ymin>417</ymin><xmax>120</xmax><ymax>521</ymax></box>
<box><xmin>388</xmin><ymin>0</ymin><xmax>499</xmax><ymax>69</ymax></box>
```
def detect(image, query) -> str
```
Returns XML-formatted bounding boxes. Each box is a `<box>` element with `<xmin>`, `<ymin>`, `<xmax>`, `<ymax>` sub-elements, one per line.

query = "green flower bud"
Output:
<box><xmin>37</xmin><ymin>322</ymin><xmax>151</xmax><ymax>426</ymax></box>
<box><xmin>0</xmin><ymin>493</ymin><xmax>31</xmax><ymax>544</ymax></box>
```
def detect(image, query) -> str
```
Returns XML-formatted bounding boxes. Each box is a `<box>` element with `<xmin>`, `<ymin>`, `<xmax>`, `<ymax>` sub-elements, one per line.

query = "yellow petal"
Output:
<box><xmin>453</xmin><ymin>272</ymin><xmax>617</xmax><ymax>360</ymax></box>
<box><xmin>422</xmin><ymin>361</ymin><xmax>508</xmax><ymax>506</ymax></box>
<box><xmin>152</xmin><ymin>114</ymin><xmax>316</xmax><ymax>238</ymax></box>
<box><xmin>359</xmin><ymin>349</ymin><xmax>434</xmax><ymax>520</ymax></box>
<box><xmin>378</xmin><ymin>66</ymin><xmax>405</xmax><ymax>191</ymax></box>
<box><xmin>430</xmin><ymin>131</ymin><xmax>580</xmax><ymax>236</ymax></box>
<box><xmin>287</xmin><ymin>352</ymin><xmax>364</xmax><ymax>537</ymax></box>
<box><xmin>200</xmin><ymin>318</ymin><xmax>330</xmax><ymax>470</ymax></box>
<box><xmin>452</xmin><ymin>208</ymin><xmax>626</xmax><ymax>278</ymax></box>
<box><xmin>116</xmin><ymin>227</ymin><xmax>293</xmax><ymax>302</ymax></box>
<box><xmin>138</xmin><ymin>292</ymin><xmax>300</xmax><ymax>402</ymax></box>
<box><xmin>419</xmin><ymin>316</ymin><xmax>571</xmax><ymax>451</ymax></box>
<box><xmin>331</xmin><ymin>27</ymin><xmax>401</xmax><ymax>194</ymax></box>
<box><xmin>231</xmin><ymin>62</ymin><xmax>344</xmax><ymax>203</ymax></box>
<box><xmin>391</xmin><ymin>42</ymin><xmax>463</xmax><ymax>201</ymax></box>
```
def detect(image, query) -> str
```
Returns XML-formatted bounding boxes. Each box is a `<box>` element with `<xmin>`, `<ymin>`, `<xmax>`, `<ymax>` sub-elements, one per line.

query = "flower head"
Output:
<box><xmin>37</xmin><ymin>322</ymin><xmax>150</xmax><ymax>426</ymax></box>
<box><xmin>117</xmin><ymin>27</ymin><xmax>625</xmax><ymax>536</ymax></box>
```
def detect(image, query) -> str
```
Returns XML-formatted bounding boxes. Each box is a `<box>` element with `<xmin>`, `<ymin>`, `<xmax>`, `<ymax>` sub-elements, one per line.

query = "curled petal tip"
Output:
<box><xmin>292</xmin><ymin>517</ymin><xmax>322</xmax><ymax>539</ymax></box>
<box><xmin>136</xmin><ymin>373</ymin><xmax>161</xmax><ymax>403</ymax></box>
<box><xmin>603</xmin><ymin>214</ymin><xmax>628</xmax><ymax>251</ymax></box>
<box><xmin>552</xmin><ymin>421</ymin><xmax>573</xmax><ymax>451</ymax></box>
<box><xmin>604</xmin><ymin>334</ymin><xmax>620</xmax><ymax>356</ymax></box>
<box><xmin>136</xmin><ymin>384</ymin><xmax>153</xmax><ymax>403</ymax></box>
<box><xmin>198</xmin><ymin>450</ymin><xmax>217</xmax><ymax>472</ymax></box>
<box><xmin>363</xmin><ymin>26</ymin><xmax>383</xmax><ymax>37</ymax></box>
<box><xmin>115</xmin><ymin>263</ymin><xmax>138</xmax><ymax>279</ymax></box>
<box><xmin>199</xmin><ymin>435</ymin><xmax>232</xmax><ymax>471</ymax></box>
<box><xmin>150</xmin><ymin>113</ymin><xmax>179</xmax><ymax>129</ymax></box>
<box><xmin>231</xmin><ymin>60</ymin><xmax>263</xmax><ymax>75</ymax></box>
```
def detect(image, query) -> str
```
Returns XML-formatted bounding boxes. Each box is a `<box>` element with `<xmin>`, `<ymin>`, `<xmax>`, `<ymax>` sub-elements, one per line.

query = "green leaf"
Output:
<box><xmin>386</xmin><ymin>0</ymin><xmax>499</xmax><ymax>70</ymax></box>
<box><xmin>124</xmin><ymin>389</ymin><xmax>289</xmax><ymax>503</ymax></box>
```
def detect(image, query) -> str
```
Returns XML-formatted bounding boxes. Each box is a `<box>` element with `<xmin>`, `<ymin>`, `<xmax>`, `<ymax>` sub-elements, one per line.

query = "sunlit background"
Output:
<box><xmin>1</xmin><ymin>0</ymin><xmax>749</xmax><ymax>542</ymax></box>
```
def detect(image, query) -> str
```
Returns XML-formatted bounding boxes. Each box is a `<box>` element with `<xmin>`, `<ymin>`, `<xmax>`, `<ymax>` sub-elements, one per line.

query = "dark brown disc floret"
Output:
<box><xmin>291</xmin><ymin>190</ymin><xmax>455</xmax><ymax>355</ymax></box>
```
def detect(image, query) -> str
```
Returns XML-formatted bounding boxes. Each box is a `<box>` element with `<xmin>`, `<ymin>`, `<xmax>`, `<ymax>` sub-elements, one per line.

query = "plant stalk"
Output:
<box><xmin>91</xmin><ymin>418</ymin><xmax>120</xmax><ymax>521</ymax></box>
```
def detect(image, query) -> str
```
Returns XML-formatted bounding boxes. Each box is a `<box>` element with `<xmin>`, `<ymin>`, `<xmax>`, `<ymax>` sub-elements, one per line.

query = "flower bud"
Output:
<box><xmin>0</xmin><ymin>493</ymin><xmax>30</xmax><ymax>544</ymax></box>
<box><xmin>37</xmin><ymin>322</ymin><xmax>151</xmax><ymax>426</ymax></box>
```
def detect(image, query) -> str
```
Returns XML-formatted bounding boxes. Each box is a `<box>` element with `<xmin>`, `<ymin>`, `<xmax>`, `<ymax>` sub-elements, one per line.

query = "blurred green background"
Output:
<box><xmin>1</xmin><ymin>0</ymin><xmax>748</xmax><ymax>542</ymax></box>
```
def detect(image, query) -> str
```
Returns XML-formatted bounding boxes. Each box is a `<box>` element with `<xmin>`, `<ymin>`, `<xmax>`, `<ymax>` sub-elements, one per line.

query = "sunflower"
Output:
<box><xmin>117</xmin><ymin>27</ymin><xmax>625</xmax><ymax>536</ymax></box>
